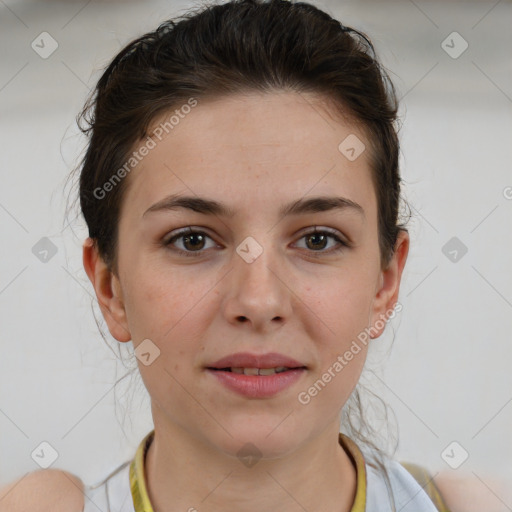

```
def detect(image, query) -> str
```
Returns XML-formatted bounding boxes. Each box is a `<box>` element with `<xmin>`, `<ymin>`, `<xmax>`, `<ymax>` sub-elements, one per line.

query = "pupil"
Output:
<box><xmin>184</xmin><ymin>233</ymin><xmax>204</xmax><ymax>250</ymax></box>
<box><xmin>307</xmin><ymin>233</ymin><xmax>327</xmax><ymax>250</ymax></box>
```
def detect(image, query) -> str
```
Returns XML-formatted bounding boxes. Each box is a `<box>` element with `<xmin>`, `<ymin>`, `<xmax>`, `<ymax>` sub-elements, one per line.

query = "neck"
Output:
<box><xmin>144</xmin><ymin>419</ymin><xmax>357</xmax><ymax>512</ymax></box>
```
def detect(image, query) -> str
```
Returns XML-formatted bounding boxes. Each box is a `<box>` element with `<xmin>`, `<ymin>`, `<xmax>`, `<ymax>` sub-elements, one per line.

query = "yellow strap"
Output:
<box><xmin>339</xmin><ymin>433</ymin><xmax>367</xmax><ymax>512</ymax></box>
<box><xmin>400</xmin><ymin>462</ymin><xmax>451</xmax><ymax>512</ymax></box>
<box><xmin>130</xmin><ymin>430</ymin><xmax>155</xmax><ymax>512</ymax></box>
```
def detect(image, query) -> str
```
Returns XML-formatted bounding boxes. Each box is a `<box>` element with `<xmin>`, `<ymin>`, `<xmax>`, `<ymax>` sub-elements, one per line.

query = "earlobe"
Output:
<box><xmin>82</xmin><ymin>238</ymin><xmax>132</xmax><ymax>343</ymax></box>
<box><xmin>369</xmin><ymin>230</ymin><xmax>410</xmax><ymax>339</ymax></box>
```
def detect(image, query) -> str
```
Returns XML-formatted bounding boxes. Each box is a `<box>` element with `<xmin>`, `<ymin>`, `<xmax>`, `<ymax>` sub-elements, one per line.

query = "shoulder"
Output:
<box><xmin>432</xmin><ymin>470</ymin><xmax>512</xmax><ymax>512</ymax></box>
<box><xmin>391</xmin><ymin>461</ymin><xmax>511</xmax><ymax>512</ymax></box>
<box><xmin>0</xmin><ymin>469</ymin><xmax>84</xmax><ymax>512</ymax></box>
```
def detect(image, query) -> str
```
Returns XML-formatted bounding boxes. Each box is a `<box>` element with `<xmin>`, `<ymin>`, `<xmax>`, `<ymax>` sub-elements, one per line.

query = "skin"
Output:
<box><xmin>0</xmin><ymin>470</ymin><xmax>84</xmax><ymax>512</ymax></box>
<box><xmin>82</xmin><ymin>90</ymin><xmax>409</xmax><ymax>512</ymax></box>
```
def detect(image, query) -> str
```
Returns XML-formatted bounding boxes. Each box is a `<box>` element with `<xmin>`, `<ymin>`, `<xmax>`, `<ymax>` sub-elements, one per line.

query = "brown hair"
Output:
<box><xmin>69</xmin><ymin>0</ymin><xmax>410</xmax><ymax>503</ymax></box>
<box><xmin>74</xmin><ymin>0</ymin><xmax>409</xmax><ymax>275</ymax></box>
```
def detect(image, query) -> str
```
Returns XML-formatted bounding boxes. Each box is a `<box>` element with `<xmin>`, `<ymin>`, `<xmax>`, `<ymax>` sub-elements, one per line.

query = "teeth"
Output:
<box><xmin>258</xmin><ymin>368</ymin><xmax>278</xmax><ymax>376</ymax></box>
<box><xmin>230</xmin><ymin>367</ymin><xmax>290</xmax><ymax>375</ymax></box>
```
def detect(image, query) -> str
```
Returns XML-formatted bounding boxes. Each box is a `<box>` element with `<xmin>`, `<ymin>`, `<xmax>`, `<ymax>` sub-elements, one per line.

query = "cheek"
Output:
<box><xmin>303</xmin><ymin>272</ymin><xmax>373</xmax><ymax>347</ymax></box>
<box><xmin>298</xmin><ymin>273</ymin><xmax>373</xmax><ymax>400</ymax></box>
<box><xmin>123</xmin><ymin>266</ymin><xmax>213</xmax><ymax>344</ymax></box>
<box><xmin>123</xmin><ymin>271</ymin><xmax>210</xmax><ymax>411</ymax></box>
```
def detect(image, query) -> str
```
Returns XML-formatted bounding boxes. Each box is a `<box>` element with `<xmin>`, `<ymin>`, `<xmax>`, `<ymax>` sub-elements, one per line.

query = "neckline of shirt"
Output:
<box><xmin>129</xmin><ymin>429</ymin><xmax>367</xmax><ymax>512</ymax></box>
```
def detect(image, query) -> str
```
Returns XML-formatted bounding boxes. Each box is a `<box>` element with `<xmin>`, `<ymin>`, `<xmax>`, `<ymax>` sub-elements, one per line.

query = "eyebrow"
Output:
<box><xmin>142</xmin><ymin>194</ymin><xmax>365</xmax><ymax>220</ymax></box>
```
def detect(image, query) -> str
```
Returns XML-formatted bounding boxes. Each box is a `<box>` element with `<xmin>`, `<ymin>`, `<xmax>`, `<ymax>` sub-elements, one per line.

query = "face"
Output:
<box><xmin>84</xmin><ymin>90</ymin><xmax>408</xmax><ymax>459</ymax></box>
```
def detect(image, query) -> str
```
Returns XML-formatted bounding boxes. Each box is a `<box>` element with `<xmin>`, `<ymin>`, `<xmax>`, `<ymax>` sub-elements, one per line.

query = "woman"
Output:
<box><xmin>0</xmin><ymin>0</ymin><xmax>495</xmax><ymax>510</ymax></box>
<box><xmin>75</xmin><ymin>0</ymin><xmax>444</xmax><ymax>509</ymax></box>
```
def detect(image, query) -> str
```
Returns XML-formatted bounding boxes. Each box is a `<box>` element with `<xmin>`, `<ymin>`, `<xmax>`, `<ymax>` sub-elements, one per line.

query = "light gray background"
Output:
<box><xmin>1</xmin><ymin>0</ymin><xmax>511</xmax><ymax>496</ymax></box>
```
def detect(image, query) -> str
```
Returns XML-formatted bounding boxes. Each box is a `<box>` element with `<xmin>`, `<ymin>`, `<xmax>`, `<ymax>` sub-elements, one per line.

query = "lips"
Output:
<box><xmin>205</xmin><ymin>353</ymin><xmax>307</xmax><ymax>398</ymax></box>
<box><xmin>206</xmin><ymin>352</ymin><xmax>307</xmax><ymax>371</ymax></box>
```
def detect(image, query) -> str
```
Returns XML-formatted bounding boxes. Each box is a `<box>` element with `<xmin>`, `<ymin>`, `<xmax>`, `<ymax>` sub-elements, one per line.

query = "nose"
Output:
<box><xmin>221</xmin><ymin>238</ymin><xmax>292</xmax><ymax>332</ymax></box>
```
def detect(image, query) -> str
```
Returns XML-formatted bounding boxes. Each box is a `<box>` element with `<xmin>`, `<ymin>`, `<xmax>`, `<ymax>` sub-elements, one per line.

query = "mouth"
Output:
<box><xmin>205</xmin><ymin>366</ymin><xmax>307</xmax><ymax>398</ymax></box>
<box><xmin>207</xmin><ymin>366</ymin><xmax>307</xmax><ymax>376</ymax></box>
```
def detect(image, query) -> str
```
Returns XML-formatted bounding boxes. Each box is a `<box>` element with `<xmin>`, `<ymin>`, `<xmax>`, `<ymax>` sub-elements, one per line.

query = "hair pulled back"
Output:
<box><xmin>76</xmin><ymin>0</ymin><xmax>408</xmax><ymax>277</ymax></box>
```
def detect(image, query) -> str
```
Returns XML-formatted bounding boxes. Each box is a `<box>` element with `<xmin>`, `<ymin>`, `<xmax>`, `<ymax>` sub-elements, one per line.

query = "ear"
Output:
<box><xmin>368</xmin><ymin>230</ymin><xmax>409</xmax><ymax>339</ymax></box>
<box><xmin>82</xmin><ymin>237</ymin><xmax>131</xmax><ymax>343</ymax></box>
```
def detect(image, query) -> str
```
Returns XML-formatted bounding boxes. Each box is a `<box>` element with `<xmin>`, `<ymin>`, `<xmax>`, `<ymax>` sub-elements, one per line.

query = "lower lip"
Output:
<box><xmin>206</xmin><ymin>368</ymin><xmax>307</xmax><ymax>398</ymax></box>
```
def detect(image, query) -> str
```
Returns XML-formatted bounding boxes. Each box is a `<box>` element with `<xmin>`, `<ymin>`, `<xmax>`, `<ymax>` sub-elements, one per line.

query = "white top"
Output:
<box><xmin>82</xmin><ymin>431</ymin><xmax>440</xmax><ymax>512</ymax></box>
<box><xmin>83</xmin><ymin>461</ymin><xmax>133</xmax><ymax>512</ymax></box>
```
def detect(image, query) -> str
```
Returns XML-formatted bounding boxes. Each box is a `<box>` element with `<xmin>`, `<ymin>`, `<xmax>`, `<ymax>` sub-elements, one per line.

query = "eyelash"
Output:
<box><xmin>162</xmin><ymin>227</ymin><xmax>349</xmax><ymax>258</ymax></box>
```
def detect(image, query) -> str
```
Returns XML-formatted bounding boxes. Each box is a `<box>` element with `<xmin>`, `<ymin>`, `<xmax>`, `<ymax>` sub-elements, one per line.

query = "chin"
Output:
<box><xmin>208</xmin><ymin>421</ymin><xmax>306</xmax><ymax>461</ymax></box>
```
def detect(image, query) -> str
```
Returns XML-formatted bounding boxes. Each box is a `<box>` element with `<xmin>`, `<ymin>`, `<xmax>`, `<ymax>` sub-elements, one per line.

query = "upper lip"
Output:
<box><xmin>207</xmin><ymin>352</ymin><xmax>307</xmax><ymax>369</ymax></box>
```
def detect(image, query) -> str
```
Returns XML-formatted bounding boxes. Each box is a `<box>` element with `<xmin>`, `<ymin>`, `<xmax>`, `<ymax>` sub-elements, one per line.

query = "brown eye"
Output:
<box><xmin>305</xmin><ymin>232</ymin><xmax>329</xmax><ymax>251</ymax></box>
<box><xmin>181</xmin><ymin>232</ymin><xmax>206</xmax><ymax>251</ymax></box>
<box><xmin>295</xmin><ymin>228</ymin><xmax>348</xmax><ymax>255</ymax></box>
<box><xmin>163</xmin><ymin>228</ymin><xmax>217</xmax><ymax>257</ymax></box>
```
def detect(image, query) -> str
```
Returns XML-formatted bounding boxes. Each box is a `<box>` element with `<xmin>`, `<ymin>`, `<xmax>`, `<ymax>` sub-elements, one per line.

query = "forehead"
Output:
<box><xmin>120</xmin><ymin>91</ymin><xmax>376</xmax><ymax>221</ymax></box>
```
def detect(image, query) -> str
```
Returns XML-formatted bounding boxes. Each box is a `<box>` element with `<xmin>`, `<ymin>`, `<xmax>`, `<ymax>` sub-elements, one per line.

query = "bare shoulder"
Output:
<box><xmin>0</xmin><ymin>469</ymin><xmax>84</xmax><ymax>512</ymax></box>
<box><xmin>433</xmin><ymin>470</ymin><xmax>511</xmax><ymax>512</ymax></box>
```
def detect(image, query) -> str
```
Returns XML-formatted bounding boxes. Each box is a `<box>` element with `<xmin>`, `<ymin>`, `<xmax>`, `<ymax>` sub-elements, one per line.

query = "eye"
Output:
<box><xmin>163</xmin><ymin>227</ymin><xmax>217</xmax><ymax>257</ymax></box>
<box><xmin>162</xmin><ymin>226</ymin><xmax>349</xmax><ymax>258</ymax></box>
<box><xmin>293</xmin><ymin>227</ymin><xmax>349</xmax><ymax>255</ymax></box>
